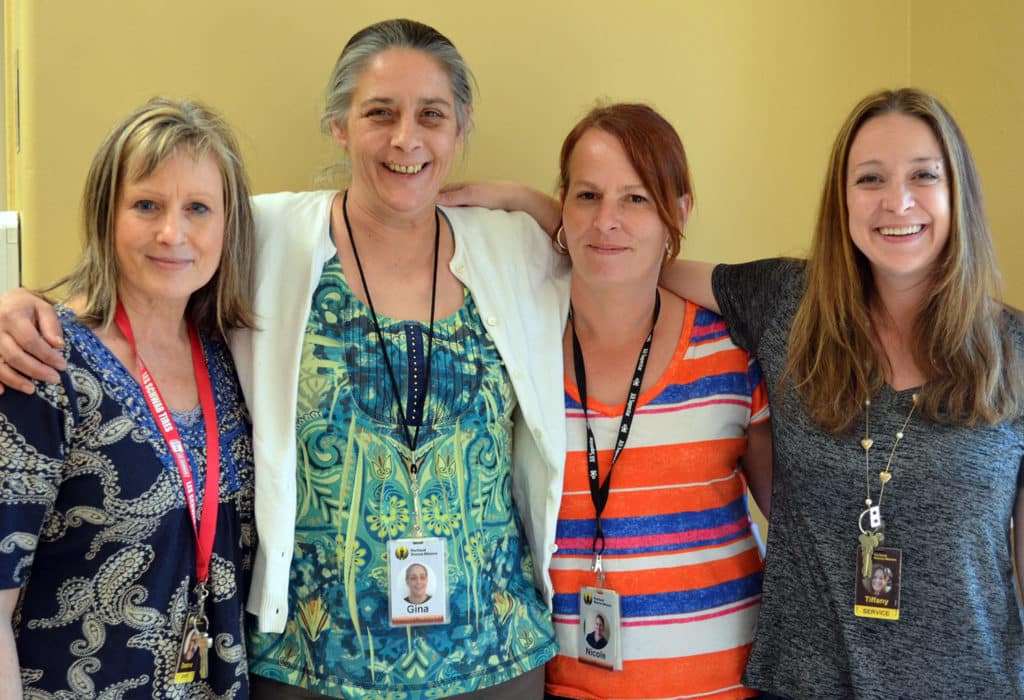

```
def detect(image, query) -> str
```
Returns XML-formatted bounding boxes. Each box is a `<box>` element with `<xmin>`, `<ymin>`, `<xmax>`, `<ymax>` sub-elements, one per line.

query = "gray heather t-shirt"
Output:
<box><xmin>713</xmin><ymin>258</ymin><xmax>1024</xmax><ymax>699</ymax></box>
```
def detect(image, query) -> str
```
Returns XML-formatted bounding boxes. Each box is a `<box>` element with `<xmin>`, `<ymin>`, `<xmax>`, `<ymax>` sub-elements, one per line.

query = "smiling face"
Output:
<box><xmin>561</xmin><ymin>128</ymin><xmax>680</xmax><ymax>290</ymax></box>
<box><xmin>114</xmin><ymin>148</ymin><xmax>225</xmax><ymax>310</ymax></box>
<box><xmin>406</xmin><ymin>564</ymin><xmax>429</xmax><ymax>601</ymax></box>
<box><xmin>331</xmin><ymin>47</ymin><xmax>462</xmax><ymax>220</ymax></box>
<box><xmin>870</xmin><ymin>567</ymin><xmax>887</xmax><ymax>594</ymax></box>
<box><xmin>593</xmin><ymin>614</ymin><xmax>605</xmax><ymax>638</ymax></box>
<box><xmin>846</xmin><ymin>112</ymin><xmax>951</xmax><ymax>292</ymax></box>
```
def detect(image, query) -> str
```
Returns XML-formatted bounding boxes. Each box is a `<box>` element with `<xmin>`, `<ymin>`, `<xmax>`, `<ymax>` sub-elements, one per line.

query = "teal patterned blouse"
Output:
<box><xmin>247</xmin><ymin>254</ymin><xmax>557</xmax><ymax>698</ymax></box>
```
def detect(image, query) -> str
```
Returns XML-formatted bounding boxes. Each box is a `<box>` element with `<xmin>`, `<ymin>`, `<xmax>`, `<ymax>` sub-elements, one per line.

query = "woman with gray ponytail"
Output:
<box><xmin>233</xmin><ymin>19</ymin><xmax>563</xmax><ymax>699</ymax></box>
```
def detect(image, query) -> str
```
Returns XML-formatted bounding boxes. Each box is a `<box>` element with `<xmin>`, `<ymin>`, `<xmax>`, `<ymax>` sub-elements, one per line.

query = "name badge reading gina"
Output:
<box><xmin>388</xmin><ymin>538</ymin><xmax>449</xmax><ymax>626</ymax></box>
<box><xmin>578</xmin><ymin>586</ymin><xmax>623</xmax><ymax>671</ymax></box>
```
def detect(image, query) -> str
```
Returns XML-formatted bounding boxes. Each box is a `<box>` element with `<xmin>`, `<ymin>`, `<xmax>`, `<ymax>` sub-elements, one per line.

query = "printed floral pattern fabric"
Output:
<box><xmin>247</xmin><ymin>255</ymin><xmax>557</xmax><ymax>698</ymax></box>
<box><xmin>0</xmin><ymin>306</ymin><xmax>254</xmax><ymax>699</ymax></box>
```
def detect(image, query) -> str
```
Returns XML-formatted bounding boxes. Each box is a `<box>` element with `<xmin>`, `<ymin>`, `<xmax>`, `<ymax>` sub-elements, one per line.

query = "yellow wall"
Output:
<box><xmin>909</xmin><ymin>0</ymin><xmax>1024</xmax><ymax>306</ymax></box>
<box><xmin>7</xmin><ymin>0</ymin><xmax>1022</xmax><ymax>536</ymax></box>
<box><xmin>7</xmin><ymin>0</ymin><xmax>911</xmax><ymax>291</ymax></box>
<box><xmin>0</xmin><ymin>6</ymin><xmax>6</xmax><ymax>209</ymax></box>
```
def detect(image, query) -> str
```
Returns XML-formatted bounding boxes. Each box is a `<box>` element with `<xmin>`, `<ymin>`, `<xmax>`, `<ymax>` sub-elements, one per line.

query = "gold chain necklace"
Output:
<box><xmin>856</xmin><ymin>392</ymin><xmax>918</xmax><ymax>577</ymax></box>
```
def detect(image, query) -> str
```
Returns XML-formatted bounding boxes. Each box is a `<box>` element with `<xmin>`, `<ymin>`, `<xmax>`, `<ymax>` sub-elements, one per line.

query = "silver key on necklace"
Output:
<box><xmin>195</xmin><ymin>632</ymin><xmax>212</xmax><ymax>678</ymax></box>
<box><xmin>191</xmin><ymin>615</ymin><xmax>213</xmax><ymax>679</ymax></box>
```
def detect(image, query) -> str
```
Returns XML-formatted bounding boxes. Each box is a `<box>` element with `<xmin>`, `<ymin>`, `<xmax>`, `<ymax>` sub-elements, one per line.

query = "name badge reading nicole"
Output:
<box><xmin>578</xmin><ymin>586</ymin><xmax>622</xmax><ymax>671</ymax></box>
<box><xmin>388</xmin><ymin>537</ymin><xmax>449</xmax><ymax>626</ymax></box>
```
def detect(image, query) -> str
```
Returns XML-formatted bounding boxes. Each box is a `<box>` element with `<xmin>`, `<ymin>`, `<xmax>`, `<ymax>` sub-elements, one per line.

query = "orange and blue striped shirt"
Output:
<box><xmin>546</xmin><ymin>301</ymin><xmax>769</xmax><ymax>700</ymax></box>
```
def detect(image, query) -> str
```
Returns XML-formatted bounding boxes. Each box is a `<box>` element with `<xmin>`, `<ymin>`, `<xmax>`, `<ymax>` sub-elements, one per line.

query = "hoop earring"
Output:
<box><xmin>555</xmin><ymin>225</ymin><xmax>569</xmax><ymax>253</ymax></box>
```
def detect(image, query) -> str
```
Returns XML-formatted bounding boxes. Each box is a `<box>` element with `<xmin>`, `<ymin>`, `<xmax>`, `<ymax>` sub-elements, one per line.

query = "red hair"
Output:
<box><xmin>558</xmin><ymin>103</ymin><xmax>694</xmax><ymax>261</ymax></box>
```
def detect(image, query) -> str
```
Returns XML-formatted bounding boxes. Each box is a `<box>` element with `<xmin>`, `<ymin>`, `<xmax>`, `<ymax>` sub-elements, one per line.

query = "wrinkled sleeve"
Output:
<box><xmin>747</xmin><ymin>357</ymin><xmax>770</xmax><ymax>426</ymax></box>
<box><xmin>0</xmin><ymin>373</ymin><xmax>72</xmax><ymax>588</ymax></box>
<box><xmin>711</xmin><ymin>257</ymin><xmax>804</xmax><ymax>354</ymax></box>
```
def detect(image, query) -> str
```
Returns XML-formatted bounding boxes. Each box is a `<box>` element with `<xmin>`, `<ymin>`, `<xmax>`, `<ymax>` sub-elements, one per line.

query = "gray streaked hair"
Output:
<box><xmin>321</xmin><ymin>18</ymin><xmax>475</xmax><ymax>137</ymax></box>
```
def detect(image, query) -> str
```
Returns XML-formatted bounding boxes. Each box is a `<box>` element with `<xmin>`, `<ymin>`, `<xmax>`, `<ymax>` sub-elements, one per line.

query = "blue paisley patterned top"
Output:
<box><xmin>0</xmin><ymin>306</ymin><xmax>254</xmax><ymax>699</ymax></box>
<box><xmin>247</xmin><ymin>254</ymin><xmax>557</xmax><ymax>698</ymax></box>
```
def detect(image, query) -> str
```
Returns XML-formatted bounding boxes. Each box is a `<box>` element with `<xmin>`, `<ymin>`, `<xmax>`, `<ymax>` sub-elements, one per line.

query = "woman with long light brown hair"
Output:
<box><xmin>664</xmin><ymin>87</ymin><xmax>1024</xmax><ymax>698</ymax></box>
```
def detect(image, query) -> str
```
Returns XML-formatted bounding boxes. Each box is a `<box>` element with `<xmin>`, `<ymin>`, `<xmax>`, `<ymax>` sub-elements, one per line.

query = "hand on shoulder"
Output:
<box><xmin>0</xmin><ymin>288</ymin><xmax>65</xmax><ymax>394</ymax></box>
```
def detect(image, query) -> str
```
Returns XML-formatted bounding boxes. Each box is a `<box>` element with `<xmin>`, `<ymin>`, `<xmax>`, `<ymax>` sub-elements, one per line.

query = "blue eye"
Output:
<box><xmin>133</xmin><ymin>200</ymin><xmax>157</xmax><ymax>212</ymax></box>
<box><xmin>189</xmin><ymin>202</ymin><xmax>211</xmax><ymax>214</ymax></box>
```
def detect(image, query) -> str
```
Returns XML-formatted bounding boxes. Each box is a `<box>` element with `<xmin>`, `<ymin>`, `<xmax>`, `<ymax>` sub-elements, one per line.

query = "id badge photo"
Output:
<box><xmin>854</xmin><ymin>546</ymin><xmax>902</xmax><ymax>621</ymax></box>
<box><xmin>578</xmin><ymin>585</ymin><xmax>623</xmax><ymax>671</ymax></box>
<box><xmin>388</xmin><ymin>537</ymin><xmax>449</xmax><ymax>626</ymax></box>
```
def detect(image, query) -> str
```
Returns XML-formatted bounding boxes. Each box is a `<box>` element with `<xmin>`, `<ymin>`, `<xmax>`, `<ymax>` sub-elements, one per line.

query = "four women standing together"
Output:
<box><xmin>0</xmin><ymin>16</ymin><xmax>1022</xmax><ymax>700</ymax></box>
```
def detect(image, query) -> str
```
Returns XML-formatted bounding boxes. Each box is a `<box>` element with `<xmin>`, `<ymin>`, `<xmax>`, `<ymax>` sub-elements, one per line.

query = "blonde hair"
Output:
<box><xmin>55</xmin><ymin>97</ymin><xmax>255</xmax><ymax>338</ymax></box>
<box><xmin>784</xmin><ymin>88</ymin><xmax>1023</xmax><ymax>432</ymax></box>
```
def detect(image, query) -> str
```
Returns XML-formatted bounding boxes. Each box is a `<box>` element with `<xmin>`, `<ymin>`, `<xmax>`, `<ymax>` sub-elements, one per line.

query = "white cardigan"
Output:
<box><xmin>231</xmin><ymin>191</ymin><xmax>570</xmax><ymax>632</ymax></box>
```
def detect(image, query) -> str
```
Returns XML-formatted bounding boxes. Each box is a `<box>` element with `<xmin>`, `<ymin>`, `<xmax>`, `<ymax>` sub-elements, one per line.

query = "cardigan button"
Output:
<box><xmin>486</xmin><ymin>315</ymin><xmax>499</xmax><ymax>327</ymax></box>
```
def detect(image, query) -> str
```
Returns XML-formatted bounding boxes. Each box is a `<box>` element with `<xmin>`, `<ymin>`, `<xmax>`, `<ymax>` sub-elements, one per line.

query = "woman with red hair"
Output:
<box><xmin>534</xmin><ymin>104</ymin><xmax>771</xmax><ymax>700</ymax></box>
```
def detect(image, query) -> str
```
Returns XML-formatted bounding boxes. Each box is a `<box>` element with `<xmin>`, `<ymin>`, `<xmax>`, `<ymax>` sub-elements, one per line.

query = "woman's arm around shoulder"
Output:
<box><xmin>439</xmin><ymin>181</ymin><xmax>561</xmax><ymax>237</ymax></box>
<box><xmin>660</xmin><ymin>260</ymin><xmax>718</xmax><ymax>313</ymax></box>
<box><xmin>0</xmin><ymin>288</ymin><xmax>65</xmax><ymax>394</ymax></box>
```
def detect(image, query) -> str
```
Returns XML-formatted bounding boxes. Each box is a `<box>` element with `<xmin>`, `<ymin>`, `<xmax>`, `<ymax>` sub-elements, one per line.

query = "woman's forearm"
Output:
<box><xmin>660</xmin><ymin>259</ymin><xmax>718</xmax><ymax>313</ymax></box>
<box><xmin>438</xmin><ymin>182</ymin><xmax>562</xmax><ymax>236</ymax></box>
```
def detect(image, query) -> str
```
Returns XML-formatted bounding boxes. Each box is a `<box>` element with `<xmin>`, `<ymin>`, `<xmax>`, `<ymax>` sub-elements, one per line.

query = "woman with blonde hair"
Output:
<box><xmin>0</xmin><ymin>97</ymin><xmax>255</xmax><ymax>697</ymax></box>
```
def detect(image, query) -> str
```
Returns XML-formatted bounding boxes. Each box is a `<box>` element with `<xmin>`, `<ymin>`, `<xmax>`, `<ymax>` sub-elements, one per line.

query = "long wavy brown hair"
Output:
<box><xmin>784</xmin><ymin>88</ymin><xmax>1023</xmax><ymax>432</ymax></box>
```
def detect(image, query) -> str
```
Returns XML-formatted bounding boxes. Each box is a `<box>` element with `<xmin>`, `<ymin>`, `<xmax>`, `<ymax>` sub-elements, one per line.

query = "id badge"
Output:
<box><xmin>578</xmin><ymin>586</ymin><xmax>622</xmax><ymax>671</ymax></box>
<box><xmin>854</xmin><ymin>546</ymin><xmax>902</xmax><ymax>621</ymax></box>
<box><xmin>173</xmin><ymin>614</ymin><xmax>210</xmax><ymax>683</ymax></box>
<box><xmin>388</xmin><ymin>537</ymin><xmax>449</xmax><ymax>626</ymax></box>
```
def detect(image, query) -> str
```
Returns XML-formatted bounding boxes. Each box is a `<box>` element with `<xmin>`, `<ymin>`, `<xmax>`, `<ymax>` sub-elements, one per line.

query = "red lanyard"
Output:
<box><xmin>114</xmin><ymin>303</ymin><xmax>219</xmax><ymax>585</ymax></box>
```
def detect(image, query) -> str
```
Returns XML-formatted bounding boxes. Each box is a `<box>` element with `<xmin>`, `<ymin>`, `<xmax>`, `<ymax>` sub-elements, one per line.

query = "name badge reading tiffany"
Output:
<box><xmin>388</xmin><ymin>538</ymin><xmax>449</xmax><ymax>626</ymax></box>
<box><xmin>578</xmin><ymin>586</ymin><xmax>623</xmax><ymax>671</ymax></box>
<box><xmin>854</xmin><ymin>546</ymin><xmax>902</xmax><ymax>620</ymax></box>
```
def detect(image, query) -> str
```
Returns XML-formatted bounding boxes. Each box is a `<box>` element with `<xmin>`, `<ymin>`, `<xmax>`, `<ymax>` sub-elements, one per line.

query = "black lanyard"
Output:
<box><xmin>570</xmin><ymin>291</ymin><xmax>660</xmax><ymax>567</ymax></box>
<box><xmin>343</xmin><ymin>190</ymin><xmax>440</xmax><ymax>476</ymax></box>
